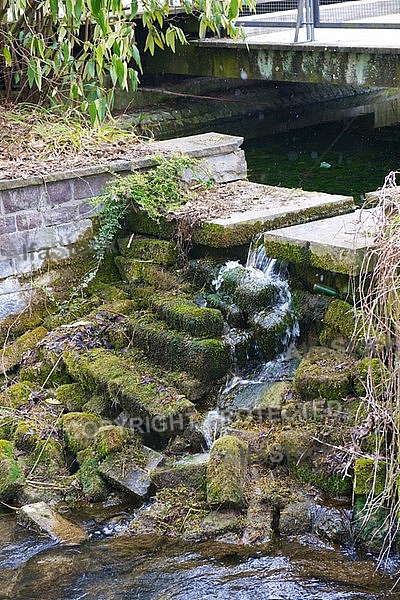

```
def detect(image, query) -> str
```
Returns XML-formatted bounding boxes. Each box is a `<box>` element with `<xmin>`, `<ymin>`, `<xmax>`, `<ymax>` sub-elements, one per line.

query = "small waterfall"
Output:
<box><xmin>201</xmin><ymin>238</ymin><xmax>300</xmax><ymax>449</ymax></box>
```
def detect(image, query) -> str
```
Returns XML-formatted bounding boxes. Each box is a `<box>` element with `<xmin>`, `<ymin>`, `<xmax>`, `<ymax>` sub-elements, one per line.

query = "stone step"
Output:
<box><xmin>262</xmin><ymin>208</ymin><xmax>379</xmax><ymax>276</ymax></box>
<box><xmin>63</xmin><ymin>348</ymin><xmax>196</xmax><ymax>438</ymax></box>
<box><xmin>149</xmin><ymin>295</ymin><xmax>224</xmax><ymax>338</ymax></box>
<box><xmin>126</xmin><ymin>315</ymin><xmax>231</xmax><ymax>383</ymax></box>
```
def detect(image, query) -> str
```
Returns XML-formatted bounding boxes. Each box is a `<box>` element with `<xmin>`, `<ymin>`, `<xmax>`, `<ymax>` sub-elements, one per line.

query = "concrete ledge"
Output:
<box><xmin>262</xmin><ymin>208</ymin><xmax>379</xmax><ymax>276</ymax></box>
<box><xmin>194</xmin><ymin>181</ymin><xmax>355</xmax><ymax>247</ymax></box>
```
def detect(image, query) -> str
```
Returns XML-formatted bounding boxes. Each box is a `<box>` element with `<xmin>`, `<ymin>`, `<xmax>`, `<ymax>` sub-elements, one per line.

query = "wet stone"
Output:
<box><xmin>17</xmin><ymin>502</ymin><xmax>88</xmax><ymax>545</ymax></box>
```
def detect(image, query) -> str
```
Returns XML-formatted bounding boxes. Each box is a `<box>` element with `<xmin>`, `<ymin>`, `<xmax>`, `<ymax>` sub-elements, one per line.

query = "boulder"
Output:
<box><xmin>206</xmin><ymin>435</ymin><xmax>249</xmax><ymax>508</ymax></box>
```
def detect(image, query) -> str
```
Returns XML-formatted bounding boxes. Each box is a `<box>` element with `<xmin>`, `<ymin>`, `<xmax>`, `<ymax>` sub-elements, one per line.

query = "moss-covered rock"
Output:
<box><xmin>206</xmin><ymin>435</ymin><xmax>249</xmax><ymax>508</ymax></box>
<box><xmin>93</xmin><ymin>425</ymin><xmax>130</xmax><ymax>460</ymax></box>
<box><xmin>353</xmin><ymin>357</ymin><xmax>389</xmax><ymax>398</ymax></box>
<box><xmin>60</xmin><ymin>412</ymin><xmax>102</xmax><ymax>454</ymax></box>
<box><xmin>354</xmin><ymin>458</ymin><xmax>386</xmax><ymax>496</ymax></box>
<box><xmin>55</xmin><ymin>383</ymin><xmax>89</xmax><ymax>412</ymax></box>
<box><xmin>293</xmin><ymin>347</ymin><xmax>354</xmax><ymax>402</ymax></box>
<box><xmin>353</xmin><ymin>496</ymin><xmax>390</xmax><ymax>553</ymax></box>
<box><xmin>77</xmin><ymin>452</ymin><xmax>109</xmax><ymax>501</ymax></box>
<box><xmin>118</xmin><ymin>237</ymin><xmax>178</xmax><ymax>265</ymax></box>
<box><xmin>0</xmin><ymin>326</ymin><xmax>47</xmax><ymax>373</ymax></box>
<box><xmin>64</xmin><ymin>348</ymin><xmax>195</xmax><ymax>437</ymax></box>
<box><xmin>0</xmin><ymin>381</ymin><xmax>36</xmax><ymax>408</ymax></box>
<box><xmin>126</xmin><ymin>315</ymin><xmax>231</xmax><ymax>382</ymax></box>
<box><xmin>251</xmin><ymin>309</ymin><xmax>295</xmax><ymax>362</ymax></box>
<box><xmin>151</xmin><ymin>453</ymin><xmax>208</xmax><ymax>491</ymax></box>
<box><xmin>151</xmin><ymin>296</ymin><xmax>224</xmax><ymax>338</ymax></box>
<box><xmin>319</xmin><ymin>299</ymin><xmax>356</xmax><ymax>350</ymax></box>
<box><xmin>0</xmin><ymin>439</ymin><xmax>25</xmax><ymax>500</ymax></box>
<box><xmin>278</xmin><ymin>427</ymin><xmax>352</xmax><ymax>497</ymax></box>
<box><xmin>14</xmin><ymin>420</ymin><xmax>41</xmax><ymax>452</ymax></box>
<box><xmin>115</xmin><ymin>256</ymin><xmax>180</xmax><ymax>291</ymax></box>
<box><xmin>234</xmin><ymin>281</ymin><xmax>279</xmax><ymax>317</ymax></box>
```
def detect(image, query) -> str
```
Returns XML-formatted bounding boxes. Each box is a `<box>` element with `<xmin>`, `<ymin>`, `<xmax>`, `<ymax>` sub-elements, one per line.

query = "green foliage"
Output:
<box><xmin>1</xmin><ymin>0</ymin><xmax>255</xmax><ymax>123</ymax></box>
<box><xmin>90</xmin><ymin>155</ymin><xmax>196</xmax><ymax>260</ymax></box>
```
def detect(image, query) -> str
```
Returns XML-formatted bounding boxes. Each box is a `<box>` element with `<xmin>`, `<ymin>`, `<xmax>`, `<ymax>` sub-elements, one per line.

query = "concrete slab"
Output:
<box><xmin>194</xmin><ymin>181</ymin><xmax>354</xmax><ymax>247</ymax></box>
<box><xmin>262</xmin><ymin>207</ymin><xmax>380</xmax><ymax>275</ymax></box>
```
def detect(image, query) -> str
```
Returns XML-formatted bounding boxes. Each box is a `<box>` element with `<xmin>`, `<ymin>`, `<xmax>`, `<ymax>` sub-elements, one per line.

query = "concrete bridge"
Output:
<box><xmin>144</xmin><ymin>2</ymin><xmax>400</xmax><ymax>88</ymax></box>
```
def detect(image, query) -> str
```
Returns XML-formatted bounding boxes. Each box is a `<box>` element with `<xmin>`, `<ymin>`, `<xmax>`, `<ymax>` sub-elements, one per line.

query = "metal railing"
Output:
<box><xmin>236</xmin><ymin>0</ymin><xmax>400</xmax><ymax>42</ymax></box>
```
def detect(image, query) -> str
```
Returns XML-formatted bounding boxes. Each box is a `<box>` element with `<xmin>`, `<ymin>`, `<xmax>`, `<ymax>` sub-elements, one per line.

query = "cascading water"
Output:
<box><xmin>202</xmin><ymin>238</ymin><xmax>300</xmax><ymax>448</ymax></box>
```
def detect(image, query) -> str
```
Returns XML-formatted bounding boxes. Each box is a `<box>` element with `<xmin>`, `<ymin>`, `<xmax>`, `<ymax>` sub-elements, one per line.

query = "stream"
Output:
<box><xmin>1</xmin><ymin>507</ymin><xmax>398</xmax><ymax>599</ymax></box>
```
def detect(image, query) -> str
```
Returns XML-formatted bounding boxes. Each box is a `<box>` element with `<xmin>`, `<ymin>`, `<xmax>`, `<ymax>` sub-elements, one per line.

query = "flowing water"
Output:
<box><xmin>202</xmin><ymin>242</ymin><xmax>300</xmax><ymax>448</ymax></box>
<box><xmin>1</xmin><ymin>507</ymin><xmax>398</xmax><ymax>599</ymax></box>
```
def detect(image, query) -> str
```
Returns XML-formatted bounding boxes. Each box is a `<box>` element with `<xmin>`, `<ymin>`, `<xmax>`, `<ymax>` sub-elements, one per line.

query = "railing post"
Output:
<box><xmin>312</xmin><ymin>0</ymin><xmax>320</xmax><ymax>27</ymax></box>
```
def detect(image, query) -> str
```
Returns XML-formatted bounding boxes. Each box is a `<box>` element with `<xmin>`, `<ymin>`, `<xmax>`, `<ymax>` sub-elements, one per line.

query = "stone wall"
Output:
<box><xmin>0</xmin><ymin>132</ymin><xmax>247</xmax><ymax>321</ymax></box>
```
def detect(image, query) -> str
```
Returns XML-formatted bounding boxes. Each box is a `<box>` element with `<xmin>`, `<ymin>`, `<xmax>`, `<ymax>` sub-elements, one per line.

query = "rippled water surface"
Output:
<box><xmin>1</xmin><ymin>509</ymin><xmax>398</xmax><ymax>600</ymax></box>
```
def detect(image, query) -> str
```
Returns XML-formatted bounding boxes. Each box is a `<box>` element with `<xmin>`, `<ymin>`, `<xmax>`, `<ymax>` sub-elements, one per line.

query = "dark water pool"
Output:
<box><xmin>243</xmin><ymin>118</ymin><xmax>400</xmax><ymax>201</ymax></box>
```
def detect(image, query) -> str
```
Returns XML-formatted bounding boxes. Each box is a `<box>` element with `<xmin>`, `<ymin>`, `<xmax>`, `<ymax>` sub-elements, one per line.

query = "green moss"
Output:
<box><xmin>234</xmin><ymin>281</ymin><xmax>278</xmax><ymax>317</ymax></box>
<box><xmin>87</xmin><ymin>280</ymin><xmax>128</xmax><ymax>302</ymax></box>
<box><xmin>124</xmin><ymin>208</ymin><xmax>174</xmax><ymax>239</ymax></box>
<box><xmin>319</xmin><ymin>299</ymin><xmax>356</xmax><ymax>348</ymax></box>
<box><xmin>60</xmin><ymin>412</ymin><xmax>102</xmax><ymax>454</ymax></box>
<box><xmin>251</xmin><ymin>309</ymin><xmax>295</xmax><ymax>362</ymax></box>
<box><xmin>14</xmin><ymin>420</ymin><xmax>40</xmax><ymax>452</ymax></box>
<box><xmin>0</xmin><ymin>326</ymin><xmax>47</xmax><ymax>373</ymax></box>
<box><xmin>353</xmin><ymin>496</ymin><xmax>390</xmax><ymax>553</ymax></box>
<box><xmin>0</xmin><ymin>382</ymin><xmax>36</xmax><ymax>408</ymax></box>
<box><xmin>354</xmin><ymin>458</ymin><xmax>386</xmax><ymax>496</ymax></box>
<box><xmin>206</xmin><ymin>435</ymin><xmax>249</xmax><ymax>508</ymax></box>
<box><xmin>151</xmin><ymin>296</ymin><xmax>224</xmax><ymax>338</ymax></box>
<box><xmin>93</xmin><ymin>425</ymin><xmax>129</xmax><ymax>460</ymax></box>
<box><xmin>63</xmin><ymin>348</ymin><xmax>195</xmax><ymax>436</ymax></box>
<box><xmin>55</xmin><ymin>383</ymin><xmax>89</xmax><ymax>411</ymax></box>
<box><xmin>0</xmin><ymin>407</ymin><xmax>19</xmax><ymax>440</ymax></box>
<box><xmin>115</xmin><ymin>256</ymin><xmax>181</xmax><ymax>291</ymax></box>
<box><xmin>118</xmin><ymin>237</ymin><xmax>178</xmax><ymax>265</ymax></box>
<box><xmin>292</xmin><ymin>463</ymin><xmax>352</xmax><ymax>497</ymax></box>
<box><xmin>77</xmin><ymin>455</ymin><xmax>109</xmax><ymax>501</ymax></box>
<box><xmin>293</xmin><ymin>347</ymin><xmax>354</xmax><ymax>402</ymax></box>
<box><xmin>0</xmin><ymin>439</ymin><xmax>25</xmax><ymax>500</ymax></box>
<box><xmin>126</xmin><ymin>316</ymin><xmax>231</xmax><ymax>381</ymax></box>
<box><xmin>353</xmin><ymin>357</ymin><xmax>389</xmax><ymax>398</ymax></box>
<box><xmin>262</xmin><ymin>239</ymin><xmax>310</xmax><ymax>265</ymax></box>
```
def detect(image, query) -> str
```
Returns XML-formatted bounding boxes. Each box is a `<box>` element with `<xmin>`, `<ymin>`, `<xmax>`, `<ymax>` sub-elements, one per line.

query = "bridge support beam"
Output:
<box><xmin>144</xmin><ymin>40</ymin><xmax>400</xmax><ymax>88</ymax></box>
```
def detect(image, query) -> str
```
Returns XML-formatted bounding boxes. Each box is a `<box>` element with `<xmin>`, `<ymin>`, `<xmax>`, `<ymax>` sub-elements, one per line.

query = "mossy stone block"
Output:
<box><xmin>319</xmin><ymin>299</ymin><xmax>356</xmax><ymax>349</ymax></box>
<box><xmin>118</xmin><ymin>237</ymin><xmax>178</xmax><ymax>265</ymax></box>
<box><xmin>206</xmin><ymin>435</ymin><xmax>249</xmax><ymax>508</ymax></box>
<box><xmin>93</xmin><ymin>425</ymin><xmax>129</xmax><ymax>460</ymax></box>
<box><xmin>63</xmin><ymin>348</ymin><xmax>195</xmax><ymax>437</ymax></box>
<box><xmin>234</xmin><ymin>281</ymin><xmax>279</xmax><ymax>317</ymax></box>
<box><xmin>127</xmin><ymin>317</ymin><xmax>231</xmax><ymax>382</ymax></box>
<box><xmin>151</xmin><ymin>453</ymin><xmax>208</xmax><ymax>491</ymax></box>
<box><xmin>55</xmin><ymin>383</ymin><xmax>89</xmax><ymax>412</ymax></box>
<box><xmin>0</xmin><ymin>439</ymin><xmax>25</xmax><ymax>500</ymax></box>
<box><xmin>60</xmin><ymin>412</ymin><xmax>102</xmax><ymax>454</ymax></box>
<box><xmin>251</xmin><ymin>309</ymin><xmax>295</xmax><ymax>362</ymax></box>
<box><xmin>0</xmin><ymin>382</ymin><xmax>35</xmax><ymax>408</ymax></box>
<box><xmin>294</xmin><ymin>347</ymin><xmax>354</xmax><ymax>402</ymax></box>
<box><xmin>152</xmin><ymin>296</ymin><xmax>224</xmax><ymax>338</ymax></box>
<box><xmin>1</xmin><ymin>326</ymin><xmax>47</xmax><ymax>372</ymax></box>
<box><xmin>77</xmin><ymin>455</ymin><xmax>109</xmax><ymax>501</ymax></box>
<box><xmin>353</xmin><ymin>357</ymin><xmax>389</xmax><ymax>398</ymax></box>
<box><xmin>354</xmin><ymin>458</ymin><xmax>386</xmax><ymax>496</ymax></box>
